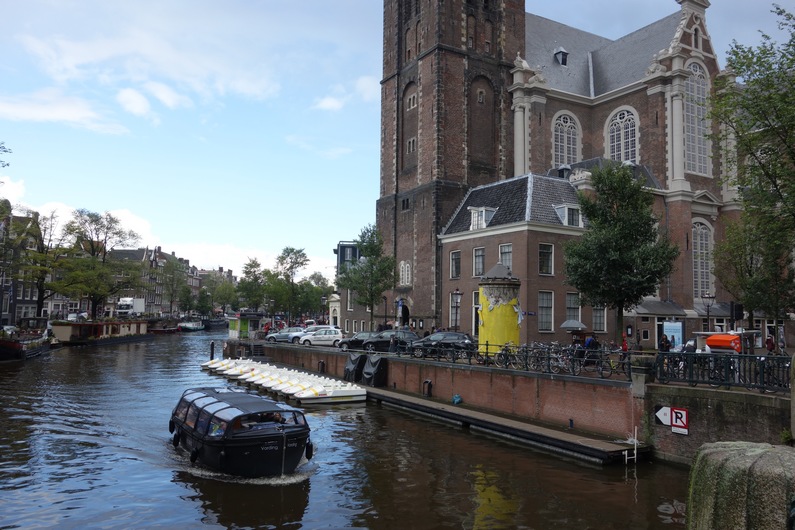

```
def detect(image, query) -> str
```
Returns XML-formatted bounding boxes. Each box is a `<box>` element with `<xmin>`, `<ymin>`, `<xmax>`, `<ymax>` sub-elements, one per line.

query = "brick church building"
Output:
<box><xmin>356</xmin><ymin>0</ymin><xmax>786</xmax><ymax>348</ymax></box>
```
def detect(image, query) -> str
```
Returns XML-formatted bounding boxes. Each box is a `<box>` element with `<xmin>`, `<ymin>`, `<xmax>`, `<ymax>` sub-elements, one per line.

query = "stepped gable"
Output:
<box><xmin>442</xmin><ymin>174</ymin><xmax>581</xmax><ymax>235</ymax></box>
<box><xmin>524</xmin><ymin>11</ymin><xmax>681</xmax><ymax>97</ymax></box>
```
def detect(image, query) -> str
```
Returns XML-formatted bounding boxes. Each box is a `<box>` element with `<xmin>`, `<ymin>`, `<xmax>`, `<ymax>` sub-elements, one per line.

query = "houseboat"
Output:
<box><xmin>50</xmin><ymin>319</ymin><xmax>153</xmax><ymax>346</ymax></box>
<box><xmin>169</xmin><ymin>386</ymin><xmax>313</xmax><ymax>478</ymax></box>
<box><xmin>0</xmin><ymin>317</ymin><xmax>52</xmax><ymax>362</ymax></box>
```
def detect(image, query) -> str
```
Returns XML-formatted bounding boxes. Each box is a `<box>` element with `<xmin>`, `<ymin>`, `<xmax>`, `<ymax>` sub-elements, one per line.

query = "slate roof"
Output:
<box><xmin>546</xmin><ymin>157</ymin><xmax>664</xmax><ymax>190</ymax></box>
<box><xmin>524</xmin><ymin>10</ymin><xmax>682</xmax><ymax>97</ymax></box>
<box><xmin>442</xmin><ymin>174</ymin><xmax>582</xmax><ymax>236</ymax></box>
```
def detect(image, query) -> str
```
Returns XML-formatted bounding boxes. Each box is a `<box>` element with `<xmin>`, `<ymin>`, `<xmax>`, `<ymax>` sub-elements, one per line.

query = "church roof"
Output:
<box><xmin>441</xmin><ymin>173</ymin><xmax>582</xmax><ymax>235</ymax></box>
<box><xmin>524</xmin><ymin>10</ymin><xmax>682</xmax><ymax>97</ymax></box>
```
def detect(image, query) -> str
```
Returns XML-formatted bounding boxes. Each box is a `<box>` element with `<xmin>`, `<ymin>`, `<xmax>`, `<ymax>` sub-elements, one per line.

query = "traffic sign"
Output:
<box><xmin>655</xmin><ymin>406</ymin><xmax>671</xmax><ymax>426</ymax></box>
<box><xmin>671</xmin><ymin>407</ymin><xmax>689</xmax><ymax>435</ymax></box>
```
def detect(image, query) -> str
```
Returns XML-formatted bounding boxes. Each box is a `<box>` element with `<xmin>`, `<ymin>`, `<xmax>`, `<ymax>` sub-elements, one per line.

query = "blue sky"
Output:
<box><xmin>0</xmin><ymin>0</ymin><xmax>789</xmax><ymax>282</ymax></box>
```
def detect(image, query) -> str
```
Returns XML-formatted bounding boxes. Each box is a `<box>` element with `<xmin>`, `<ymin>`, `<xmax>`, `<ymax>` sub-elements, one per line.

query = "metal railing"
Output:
<box><xmin>655</xmin><ymin>352</ymin><xmax>791</xmax><ymax>393</ymax></box>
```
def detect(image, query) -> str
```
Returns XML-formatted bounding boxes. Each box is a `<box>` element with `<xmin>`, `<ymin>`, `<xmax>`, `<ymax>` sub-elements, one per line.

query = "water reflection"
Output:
<box><xmin>0</xmin><ymin>332</ymin><xmax>688</xmax><ymax>529</ymax></box>
<box><xmin>177</xmin><ymin>471</ymin><xmax>311</xmax><ymax>529</ymax></box>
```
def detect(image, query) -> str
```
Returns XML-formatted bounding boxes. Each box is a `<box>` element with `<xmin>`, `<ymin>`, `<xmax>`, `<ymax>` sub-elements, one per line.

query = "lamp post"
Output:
<box><xmin>451</xmin><ymin>288</ymin><xmax>462</xmax><ymax>333</ymax></box>
<box><xmin>320</xmin><ymin>295</ymin><xmax>327</xmax><ymax>324</ymax></box>
<box><xmin>701</xmin><ymin>292</ymin><xmax>715</xmax><ymax>332</ymax></box>
<box><xmin>382</xmin><ymin>296</ymin><xmax>387</xmax><ymax>328</ymax></box>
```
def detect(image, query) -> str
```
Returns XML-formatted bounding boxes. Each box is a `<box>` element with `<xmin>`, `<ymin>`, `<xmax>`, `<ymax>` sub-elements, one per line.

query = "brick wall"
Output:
<box><xmin>248</xmin><ymin>343</ymin><xmax>791</xmax><ymax>464</ymax></box>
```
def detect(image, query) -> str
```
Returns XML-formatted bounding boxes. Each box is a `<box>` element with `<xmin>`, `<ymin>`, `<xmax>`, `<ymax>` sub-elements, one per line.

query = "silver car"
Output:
<box><xmin>301</xmin><ymin>328</ymin><xmax>343</xmax><ymax>347</ymax></box>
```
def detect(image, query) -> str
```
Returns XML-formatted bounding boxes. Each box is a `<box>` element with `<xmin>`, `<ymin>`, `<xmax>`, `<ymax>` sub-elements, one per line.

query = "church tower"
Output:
<box><xmin>377</xmin><ymin>0</ymin><xmax>525</xmax><ymax>328</ymax></box>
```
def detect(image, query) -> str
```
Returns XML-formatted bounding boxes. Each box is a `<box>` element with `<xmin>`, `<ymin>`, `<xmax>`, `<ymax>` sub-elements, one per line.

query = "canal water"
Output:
<box><xmin>0</xmin><ymin>331</ymin><xmax>689</xmax><ymax>529</ymax></box>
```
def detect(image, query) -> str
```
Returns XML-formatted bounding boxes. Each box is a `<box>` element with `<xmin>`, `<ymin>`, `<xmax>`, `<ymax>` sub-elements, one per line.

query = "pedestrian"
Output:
<box><xmin>621</xmin><ymin>334</ymin><xmax>628</xmax><ymax>352</ymax></box>
<box><xmin>658</xmin><ymin>334</ymin><xmax>671</xmax><ymax>352</ymax></box>
<box><xmin>766</xmin><ymin>335</ymin><xmax>775</xmax><ymax>353</ymax></box>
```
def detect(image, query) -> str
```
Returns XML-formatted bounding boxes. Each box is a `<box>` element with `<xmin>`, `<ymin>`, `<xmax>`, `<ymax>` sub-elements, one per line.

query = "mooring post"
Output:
<box><xmin>210</xmin><ymin>340</ymin><xmax>215</xmax><ymax>360</ymax></box>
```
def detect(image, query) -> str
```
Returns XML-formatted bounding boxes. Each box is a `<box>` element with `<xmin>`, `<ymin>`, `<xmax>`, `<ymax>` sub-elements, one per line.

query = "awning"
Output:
<box><xmin>560</xmin><ymin>319</ymin><xmax>587</xmax><ymax>331</ymax></box>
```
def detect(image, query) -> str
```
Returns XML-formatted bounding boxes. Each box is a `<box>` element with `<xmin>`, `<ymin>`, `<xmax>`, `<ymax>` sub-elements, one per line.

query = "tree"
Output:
<box><xmin>710</xmin><ymin>6</ymin><xmax>795</xmax><ymax>321</ymax></box>
<box><xmin>237</xmin><ymin>258</ymin><xmax>266</xmax><ymax>311</ymax></box>
<box><xmin>178</xmin><ymin>284</ymin><xmax>195</xmax><ymax>314</ymax></box>
<box><xmin>12</xmin><ymin>210</ymin><xmax>69</xmax><ymax>317</ymax></box>
<box><xmin>336</xmin><ymin>224</ymin><xmax>396</xmax><ymax>330</ymax></box>
<box><xmin>0</xmin><ymin>142</ymin><xmax>10</xmax><ymax>168</ymax></box>
<box><xmin>563</xmin><ymin>163</ymin><xmax>679</xmax><ymax>341</ymax></box>
<box><xmin>160</xmin><ymin>258</ymin><xmax>187</xmax><ymax>316</ymax></box>
<box><xmin>276</xmin><ymin>247</ymin><xmax>309</xmax><ymax>323</ymax></box>
<box><xmin>51</xmin><ymin>209</ymin><xmax>141</xmax><ymax>318</ymax></box>
<box><xmin>215</xmin><ymin>280</ymin><xmax>238</xmax><ymax>315</ymax></box>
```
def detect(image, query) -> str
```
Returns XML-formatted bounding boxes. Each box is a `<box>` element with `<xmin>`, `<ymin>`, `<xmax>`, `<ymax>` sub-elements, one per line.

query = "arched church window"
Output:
<box><xmin>685</xmin><ymin>62</ymin><xmax>709</xmax><ymax>175</ymax></box>
<box><xmin>607</xmin><ymin>109</ymin><xmax>637</xmax><ymax>164</ymax></box>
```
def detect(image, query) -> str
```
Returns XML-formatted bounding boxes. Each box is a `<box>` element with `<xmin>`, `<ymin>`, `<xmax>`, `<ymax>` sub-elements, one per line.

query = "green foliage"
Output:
<box><xmin>237</xmin><ymin>258</ymin><xmax>266</xmax><ymax>310</ymax></box>
<box><xmin>563</xmin><ymin>163</ymin><xmax>679</xmax><ymax>338</ymax></box>
<box><xmin>53</xmin><ymin>209</ymin><xmax>141</xmax><ymax>318</ymax></box>
<box><xmin>160</xmin><ymin>259</ymin><xmax>187</xmax><ymax>316</ymax></box>
<box><xmin>177</xmin><ymin>285</ymin><xmax>195</xmax><ymax>313</ymax></box>
<box><xmin>0</xmin><ymin>142</ymin><xmax>10</xmax><ymax>168</ymax></box>
<box><xmin>214</xmin><ymin>281</ymin><xmax>238</xmax><ymax>314</ymax></box>
<box><xmin>710</xmin><ymin>6</ymin><xmax>795</xmax><ymax>320</ymax></box>
<box><xmin>336</xmin><ymin>224</ymin><xmax>396</xmax><ymax>329</ymax></box>
<box><xmin>275</xmin><ymin>247</ymin><xmax>309</xmax><ymax>322</ymax></box>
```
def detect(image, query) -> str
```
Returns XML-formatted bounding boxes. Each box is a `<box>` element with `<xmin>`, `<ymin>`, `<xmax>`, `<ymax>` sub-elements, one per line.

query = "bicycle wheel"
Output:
<box><xmin>597</xmin><ymin>359</ymin><xmax>612</xmax><ymax>379</ymax></box>
<box><xmin>569</xmin><ymin>358</ymin><xmax>581</xmax><ymax>376</ymax></box>
<box><xmin>549</xmin><ymin>355</ymin><xmax>561</xmax><ymax>373</ymax></box>
<box><xmin>494</xmin><ymin>352</ymin><xmax>508</xmax><ymax>368</ymax></box>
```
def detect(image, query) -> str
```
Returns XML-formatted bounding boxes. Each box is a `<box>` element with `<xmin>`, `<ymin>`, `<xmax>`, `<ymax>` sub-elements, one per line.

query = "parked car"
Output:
<box><xmin>266</xmin><ymin>326</ymin><xmax>305</xmax><ymax>343</ymax></box>
<box><xmin>362</xmin><ymin>329</ymin><xmax>421</xmax><ymax>353</ymax></box>
<box><xmin>301</xmin><ymin>328</ymin><xmax>344</xmax><ymax>347</ymax></box>
<box><xmin>338</xmin><ymin>331</ymin><xmax>379</xmax><ymax>351</ymax></box>
<box><xmin>294</xmin><ymin>325</ymin><xmax>337</xmax><ymax>343</ymax></box>
<box><xmin>411</xmin><ymin>331</ymin><xmax>476</xmax><ymax>360</ymax></box>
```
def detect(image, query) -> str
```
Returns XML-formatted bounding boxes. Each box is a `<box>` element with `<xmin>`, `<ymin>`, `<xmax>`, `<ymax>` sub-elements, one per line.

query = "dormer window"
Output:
<box><xmin>554</xmin><ymin>204</ymin><xmax>582</xmax><ymax>227</ymax></box>
<box><xmin>469</xmin><ymin>206</ymin><xmax>496</xmax><ymax>230</ymax></box>
<box><xmin>554</xmin><ymin>47</ymin><xmax>568</xmax><ymax>66</ymax></box>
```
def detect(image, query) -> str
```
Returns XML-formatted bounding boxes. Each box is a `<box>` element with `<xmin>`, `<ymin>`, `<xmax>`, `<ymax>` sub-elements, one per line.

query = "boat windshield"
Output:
<box><xmin>185</xmin><ymin>397</ymin><xmax>216</xmax><ymax>429</ymax></box>
<box><xmin>205</xmin><ymin>407</ymin><xmax>243</xmax><ymax>438</ymax></box>
<box><xmin>195</xmin><ymin>401</ymin><xmax>232</xmax><ymax>436</ymax></box>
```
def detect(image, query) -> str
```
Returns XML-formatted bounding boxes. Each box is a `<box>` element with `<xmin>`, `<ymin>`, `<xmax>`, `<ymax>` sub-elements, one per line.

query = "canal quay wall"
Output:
<box><xmin>226</xmin><ymin>341</ymin><xmax>790</xmax><ymax>465</ymax></box>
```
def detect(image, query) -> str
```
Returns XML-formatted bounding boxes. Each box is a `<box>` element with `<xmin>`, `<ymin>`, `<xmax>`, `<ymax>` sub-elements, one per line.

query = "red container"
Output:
<box><xmin>705</xmin><ymin>334</ymin><xmax>742</xmax><ymax>353</ymax></box>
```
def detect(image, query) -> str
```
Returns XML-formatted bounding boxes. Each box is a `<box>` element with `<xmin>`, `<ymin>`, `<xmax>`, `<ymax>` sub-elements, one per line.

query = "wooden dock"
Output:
<box><xmin>365</xmin><ymin>387</ymin><xmax>649</xmax><ymax>465</ymax></box>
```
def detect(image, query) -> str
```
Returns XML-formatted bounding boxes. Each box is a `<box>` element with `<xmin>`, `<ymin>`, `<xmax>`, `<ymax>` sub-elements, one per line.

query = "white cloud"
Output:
<box><xmin>312</xmin><ymin>95</ymin><xmax>346</xmax><ymax>111</ymax></box>
<box><xmin>0</xmin><ymin>88</ymin><xmax>127</xmax><ymax>133</ymax></box>
<box><xmin>143</xmin><ymin>81</ymin><xmax>193</xmax><ymax>109</ymax></box>
<box><xmin>355</xmin><ymin>76</ymin><xmax>380</xmax><ymax>102</ymax></box>
<box><xmin>116</xmin><ymin>88</ymin><xmax>152</xmax><ymax>117</ymax></box>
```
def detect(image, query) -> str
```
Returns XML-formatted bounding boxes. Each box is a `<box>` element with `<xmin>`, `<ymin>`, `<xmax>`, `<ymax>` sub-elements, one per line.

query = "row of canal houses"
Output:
<box><xmin>0</xmin><ymin>210</ymin><xmax>235</xmax><ymax>327</ymax></box>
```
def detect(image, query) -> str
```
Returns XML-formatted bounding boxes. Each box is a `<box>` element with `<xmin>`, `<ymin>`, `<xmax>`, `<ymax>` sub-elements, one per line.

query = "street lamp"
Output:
<box><xmin>382</xmin><ymin>296</ymin><xmax>387</xmax><ymax>328</ymax></box>
<box><xmin>451</xmin><ymin>288</ymin><xmax>462</xmax><ymax>333</ymax></box>
<box><xmin>320</xmin><ymin>295</ymin><xmax>327</xmax><ymax>323</ymax></box>
<box><xmin>701</xmin><ymin>292</ymin><xmax>715</xmax><ymax>332</ymax></box>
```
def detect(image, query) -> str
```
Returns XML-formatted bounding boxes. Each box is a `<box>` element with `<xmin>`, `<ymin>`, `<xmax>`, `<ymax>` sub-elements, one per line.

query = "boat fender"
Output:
<box><xmin>168</xmin><ymin>420</ymin><xmax>175</xmax><ymax>434</ymax></box>
<box><xmin>172</xmin><ymin>431</ymin><xmax>180</xmax><ymax>448</ymax></box>
<box><xmin>305</xmin><ymin>441</ymin><xmax>314</xmax><ymax>460</ymax></box>
<box><xmin>190</xmin><ymin>448</ymin><xmax>199</xmax><ymax>463</ymax></box>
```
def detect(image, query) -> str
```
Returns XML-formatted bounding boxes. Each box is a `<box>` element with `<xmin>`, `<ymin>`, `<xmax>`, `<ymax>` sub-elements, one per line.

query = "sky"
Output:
<box><xmin>0</xmin><ymin>0</ymin><xmax>791</xmax><ymax>282</ymax></box>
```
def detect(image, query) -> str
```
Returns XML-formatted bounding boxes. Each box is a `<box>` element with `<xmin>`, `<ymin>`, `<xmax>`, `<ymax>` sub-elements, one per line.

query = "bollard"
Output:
<box><xmin>569</xmin><ymin>418</ymin><xmax>574</xmax><ymax>429</ymax></box>
<box><xmin>422</xmin><ymin>379</ymin><xmax>433</xmax><ymax>398</ymax></box>
<box><xmin>318</xmin><ymin>360</ymin><xmax>326</xmax><ymax>373</ymax></box>
<box><xmin>210</xmin><ymin>341</ymin><xmax>215</xmax><ymax>361</ymax></box>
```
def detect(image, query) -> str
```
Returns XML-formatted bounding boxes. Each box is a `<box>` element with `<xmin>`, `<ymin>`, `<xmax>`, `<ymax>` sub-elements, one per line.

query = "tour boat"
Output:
<box><xmin>169</xmin><ymin>386</ymin><xmax>313</xmax><ymax>478</ymax></box>
<box><xmin>177</xmin><ymin>321</ymin><xmax>205</xmax><ymax>332</ymax></box>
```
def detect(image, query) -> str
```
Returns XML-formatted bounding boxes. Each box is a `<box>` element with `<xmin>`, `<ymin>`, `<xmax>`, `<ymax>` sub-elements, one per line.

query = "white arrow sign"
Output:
<box><xmin>655</xmin><ymin>406</ymin><xmax>671</xmax><ymax>426</ymax></box>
